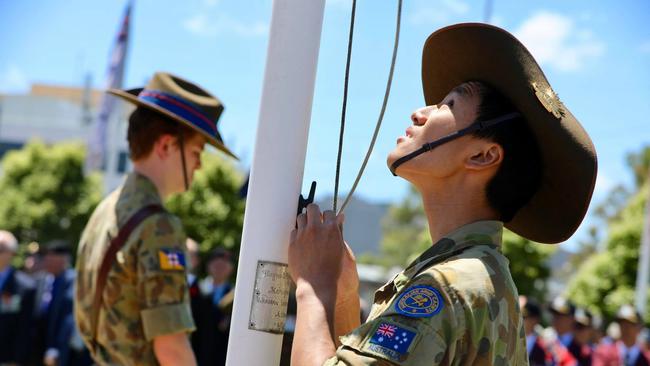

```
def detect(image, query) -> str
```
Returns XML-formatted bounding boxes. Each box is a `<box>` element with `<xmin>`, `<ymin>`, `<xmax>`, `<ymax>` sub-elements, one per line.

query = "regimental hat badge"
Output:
<box><xmin>532</xmin><ymin>82</ymin><xmax>566</xmax><ymax>119</ymax></box>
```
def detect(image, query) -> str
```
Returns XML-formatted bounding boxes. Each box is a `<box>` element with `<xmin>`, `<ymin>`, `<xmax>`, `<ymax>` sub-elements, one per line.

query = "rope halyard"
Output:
<box><xmin>333</xmin><ymin>0</ymin><xmax>357</xmax><ymax>212</ymax></box>
<box><xmin>336</xmin><ymin>0</ymin><xmax>403</xmax><ymax>214</ymax></box>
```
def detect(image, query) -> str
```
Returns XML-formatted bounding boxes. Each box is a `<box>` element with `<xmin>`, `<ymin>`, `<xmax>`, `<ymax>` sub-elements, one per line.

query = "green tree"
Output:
<box><xmin>566</xmin><ymin>146</ymin><xmax>650</xmax><ymax>323</ymax></box>
<box><xmin>567</xmin><ymin>182</ymin><xmax>649</xmax><ymax>321</ymax></box>
<box><xmin>166</xmin><ymin>152</ymin><xmax>246</xmax><ymax>264</ymax></box>
<box><xmin>501</xmin><ymin>230</ymin><xmax>554</xmax><ymax>300</ymax></box>
<box><xmin>360</xmin><ymin>187</ymin><xmax>429</xmax><ymax>267</ymax></box>
<box><xmin>0</xmin><ymin>140</ymin><xmax>102</xmax><ymax>262</ymax></box>
<box><xmin>627</xmin><ymin>145</ymin><xmax>650</xmax><ymax>188</ymax></box>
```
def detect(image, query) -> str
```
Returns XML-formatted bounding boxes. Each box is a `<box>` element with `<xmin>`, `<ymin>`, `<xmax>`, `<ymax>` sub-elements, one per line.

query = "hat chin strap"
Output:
<box><xmin>178</xmin><ymin>134</ymin><xmax>190</xmax><ymax>191</ymax></box>
<box><xmin>389</xmin><ymin>112</ymin><xmax>521</xmax><ymax>176</ymax></box>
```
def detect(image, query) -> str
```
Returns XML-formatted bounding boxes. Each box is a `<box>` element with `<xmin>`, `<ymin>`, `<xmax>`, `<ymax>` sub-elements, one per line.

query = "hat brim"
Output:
<box><xmin>107</xmin><ymin>88</ymin><xmax>238</xmax><ymax>160</ymax></box>
<box><xmin>549</xmin><ymin>308</ymin><xmax>573</xmax><ymax>317</ymax></box>
<box><xmin>422</xmin><ymin>23</ymin><xmax>597</xmax><ymax>244</ymax></box>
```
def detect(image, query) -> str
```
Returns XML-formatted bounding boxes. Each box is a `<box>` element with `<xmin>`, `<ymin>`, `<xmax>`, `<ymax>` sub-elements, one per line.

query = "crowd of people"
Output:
<box><xmin>522</xmin><ymin>296</ymin><xmax>650</xmax><ymax>366</ymax></box>
<box><xmin>0</xmin><ymin>230</ymin><xmax>236</xmax><ymax>366</ymax></box>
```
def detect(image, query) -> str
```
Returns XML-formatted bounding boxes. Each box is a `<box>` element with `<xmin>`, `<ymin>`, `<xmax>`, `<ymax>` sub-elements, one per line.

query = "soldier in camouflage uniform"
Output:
<box><xmin>75</xmin><ymin>72</ymin><xmax>236</xmax><ymax>365</ymax></box>
<box><xmin>287</xmin><ymin>23</ymin><xmax>597</xmax><ymax>365</ymax></box>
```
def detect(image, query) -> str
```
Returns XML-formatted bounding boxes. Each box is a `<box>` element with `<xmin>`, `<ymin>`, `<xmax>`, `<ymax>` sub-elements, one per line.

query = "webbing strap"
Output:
<box><xmin>389</xmin><ymin>112</ymin><xmax>521</xmax><ymax>175</ymax></box>
<box><xmin>90</xmin><ymin>204</ymin><xmax>165</xmax><ymax>350</ymax></box>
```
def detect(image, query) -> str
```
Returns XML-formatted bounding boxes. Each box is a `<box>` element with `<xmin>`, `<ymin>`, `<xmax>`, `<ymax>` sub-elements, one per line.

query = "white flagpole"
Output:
<box><xmin>635</xmin><ymin>176</ymin><xmax>650</xmax><ymax>315</ymax></box>
<box><xmin>225</xmin><ymin>0</ymin><xmax>326</xmax><ymax>365</ymax></box>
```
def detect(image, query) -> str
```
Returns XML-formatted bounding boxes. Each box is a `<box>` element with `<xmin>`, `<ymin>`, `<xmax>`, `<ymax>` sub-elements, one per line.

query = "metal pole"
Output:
<box><xmin>483</xmin><ymin>0</ymin><xmax>494</xmax><ymax>23</ymax></box>
<box><xmin>635</xmin><ymin>175</ymin><xmax>650</xmax><ymax>315</ymax></box>
<box><xmin>225</xmin><ymin>0</ymin><xmax>326</xmax><ymax>365</ymax></box>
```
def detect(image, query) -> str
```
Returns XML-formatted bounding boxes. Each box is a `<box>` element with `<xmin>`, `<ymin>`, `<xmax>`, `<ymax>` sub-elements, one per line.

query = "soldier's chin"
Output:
<box><xmin>386</xmin><ymin>149</ymin><xmax>400</xmax><ymax>169</ymax></box>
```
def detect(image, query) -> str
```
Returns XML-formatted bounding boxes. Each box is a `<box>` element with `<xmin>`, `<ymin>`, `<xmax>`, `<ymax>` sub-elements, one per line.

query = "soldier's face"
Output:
<box><xmin>387</xmin><ymin>82</ymin><xmax>484</xmax><ymax>180</ymax></box>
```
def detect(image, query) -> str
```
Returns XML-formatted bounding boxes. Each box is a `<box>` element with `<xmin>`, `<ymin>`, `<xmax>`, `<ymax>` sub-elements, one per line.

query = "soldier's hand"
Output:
<box><xmin>289</xmin><ymin>204</ymin><xmax>345</xmax><ymax>294</ymax></box>
<box><xmin>337</xmin><ymin>240</ymin><xmax>359</xmax><ymax>303</ymax></box>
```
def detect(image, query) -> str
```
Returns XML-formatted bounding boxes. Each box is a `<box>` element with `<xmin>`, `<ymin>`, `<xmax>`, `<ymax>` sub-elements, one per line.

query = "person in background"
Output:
<box><xmin>36</xmin><ymin>241</ymin><xmax>81</xmax><ymax>366</ymax></box>
<box><xmin>186</xmin><ymin>238</ymin><xmax>202</xmax><ymax>303</ymax></box>
<box><xmin>551</xmin><ymin>297</ymin><xmax>578</xmax><ymax>347</ymax></box>
<box><xmin>573</xmin><ymin>308</ymin><xmax>595</xmax><ymax>365</ymax></box>
<box><xmin>0</xmin><ymin>230</ymin><xmax>36</xmax><ymax>366</ymax></box>
<box><xmin>520</xmin><ymin>296</ymin><xmax>553</xmax><ymax>366</ymax></box>
<box><xmin>593</xmin><ymin>305</ymin><xmax>650</xmax><ymax>366</ymax></box>
<box><xmin>193</xmin><ymin>248</ymin><xmax>234</xmax><ymax>366</ymax></box>
<box><xmin>547</xmin><ymin>296</ymin><xmax>579</xmax><ymax>366</ymax></box>
<box><xmin>23</xmin><ymin>242</ymin><xmax>44</xmax><ymax>276</ymax></box>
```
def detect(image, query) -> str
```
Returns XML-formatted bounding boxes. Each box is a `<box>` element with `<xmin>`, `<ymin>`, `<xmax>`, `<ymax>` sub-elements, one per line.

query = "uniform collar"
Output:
<box><xmin>405</xmin><ymin>220</ymin><xmax>503</xmax><ymax>274</ymax></box>
<box><xmin>375</xmin><ymin>220</ymin><xmax>504</xmax><ymax>294</ymax></box>
<box><xmin>122</xmin><ymin>172</ymin><xmax>163</xmax><ymax>205</ymax></box>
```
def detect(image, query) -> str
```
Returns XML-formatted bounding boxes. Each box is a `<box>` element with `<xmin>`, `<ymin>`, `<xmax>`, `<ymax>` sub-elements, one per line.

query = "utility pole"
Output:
<box><xmin>484</xmin><ymin>0</ymin><xmax>494</xmax><ymax>23</ymax></box>
<box><xmin>635</xmin><ymin>172</ymin><xmax>650</xmax><ymax>315</ymax></box>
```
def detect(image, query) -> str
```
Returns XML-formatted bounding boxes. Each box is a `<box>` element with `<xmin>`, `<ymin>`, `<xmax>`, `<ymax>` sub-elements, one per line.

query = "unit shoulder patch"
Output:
<box><xmin>157</xmin><ymin>249</ymin><xmax>186</xmax><ymax>271</ymax></box>
<box><xmin>395</xmin><ymin>285</ymin><xmax>443</xmax><ymax>318</ymax></box>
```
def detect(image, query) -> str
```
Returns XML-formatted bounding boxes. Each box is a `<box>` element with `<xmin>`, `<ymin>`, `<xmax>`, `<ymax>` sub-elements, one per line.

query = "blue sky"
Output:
<box><xmin>1</xmin><ymin>0</ymin><xmax>649</xmax><ymax>246</ymax></box>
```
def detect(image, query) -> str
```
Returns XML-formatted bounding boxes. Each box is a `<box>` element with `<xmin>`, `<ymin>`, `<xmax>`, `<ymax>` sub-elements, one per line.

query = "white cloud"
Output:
<box><xmin>184</xmin><ymin>13</ymin><xmax>217</xmax><ymax>37</ymax></box>
<box><xmin>183</xmin><ymin>13</ymin><xmax>268</xmax><ymax>38</ymax></box>
<box><xmin>640</xmin><ymin>40</ymin><xmax>650</xmax><ymax>54</ymax></box>
<box><xmin>409</xmin><ymin>0</ymin><xmax>470</xmax><ymax>26</ymax></box>
<box><xmin>0</xmin><ymin>65</ymin><xmax>30</xmax><ymax>94</ymax></box>
<box><xmin>514</xmin><ymin>11</ymin><xmax>605</xmax><ymax>72</ymax></box>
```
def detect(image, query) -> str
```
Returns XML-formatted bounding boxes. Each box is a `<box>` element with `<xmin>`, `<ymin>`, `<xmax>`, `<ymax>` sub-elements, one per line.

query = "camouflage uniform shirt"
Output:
<box><xmin>75</xmin><ymin>173</ymin><xmax>195</xmax><ymax>365</ymax></box>
<box><xmin>325</xmin><ymin>221</ymin><xmax>528</xmax><ymax>366</ymax></box>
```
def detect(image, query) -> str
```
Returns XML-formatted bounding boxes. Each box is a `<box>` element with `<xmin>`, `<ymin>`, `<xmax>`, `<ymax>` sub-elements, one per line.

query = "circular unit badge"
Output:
<box><xmin>395</xmin><ymin>285</ymin><xmax>443</xmax><ymax>318</ymax></box>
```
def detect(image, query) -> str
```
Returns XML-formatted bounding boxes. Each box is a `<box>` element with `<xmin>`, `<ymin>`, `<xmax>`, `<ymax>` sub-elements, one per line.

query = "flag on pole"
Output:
<box><xmin>86</xmin><ymin>1</ymin><xmax>132</xmax><ymax>171</ymax></box>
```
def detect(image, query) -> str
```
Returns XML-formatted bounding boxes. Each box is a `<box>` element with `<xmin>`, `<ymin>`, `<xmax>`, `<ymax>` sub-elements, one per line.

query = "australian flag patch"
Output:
<box><xmin>365</xmin><ymin>321</ymin><xmax>417</xmax><ymax>362</ymax></box>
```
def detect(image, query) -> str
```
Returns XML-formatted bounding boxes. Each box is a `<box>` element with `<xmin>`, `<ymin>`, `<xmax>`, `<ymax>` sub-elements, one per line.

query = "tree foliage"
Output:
<box><xmin>501</xmin><ymin>230</ymin><xmax>554</xmax><ymax>300</ymax></box>
<box><xmin>567</xmin><ymin>182</ymin><xmax>649</xmax><ymax>322</ymax></box>
<box><xmin>0</xmin><ymin>140</ymin><xmax>102</xmax><ymax>261</ymax></box>
<box><xmin>166</xmin><ymin>152</ymin><xmax>246</xmax><ymax>264</ymax></box>
<box><xmin>566</xmin><ymin>146</ymin><xmax>650</xmax><ymax>324</ymax></box>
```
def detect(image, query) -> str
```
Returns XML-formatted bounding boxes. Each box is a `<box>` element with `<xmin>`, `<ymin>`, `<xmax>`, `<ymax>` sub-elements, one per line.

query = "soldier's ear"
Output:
<box><xmin>465</xmin><ymin>142</ymin><xmax>502</xmax><ymax>171</ymax></box>
<box><xmin>154</xmin><ymin>134</ymin><xmax>176</xmax><ymax>160</ymax></box>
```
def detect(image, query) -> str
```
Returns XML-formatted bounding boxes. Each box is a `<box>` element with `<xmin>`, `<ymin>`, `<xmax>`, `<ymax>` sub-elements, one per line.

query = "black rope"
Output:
<box><xmin>178</xmin><ymin>133</ymin><xmax>189</xmax><ymax>191</ymax></box>
<box><xmin>333</xmin><ymin>0</ymin><xmax>357</xmax><ymax>212</ymax></box>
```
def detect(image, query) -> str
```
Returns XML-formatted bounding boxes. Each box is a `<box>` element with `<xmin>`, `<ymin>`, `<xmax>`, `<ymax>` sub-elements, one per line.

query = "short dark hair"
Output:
<box><xmin>127</xmin><ymin>107</ymin><xmax>198</xmax><ymax>161</ymax></box>
<box><xmin>470</xmin><ymin>81</ymin><xmax>543</xmax><ymax>222</ymax></box>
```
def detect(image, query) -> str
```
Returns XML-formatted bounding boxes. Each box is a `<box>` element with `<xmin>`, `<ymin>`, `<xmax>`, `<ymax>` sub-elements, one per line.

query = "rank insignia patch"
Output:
<box><xmin>395</xmin><ymin>285</ymin><xmax>443</xmax><ymax>318</ymax></box>
<box><xmin>158</xmin><ymin>249</ymin><xmax>186</xmax><ymax>271</ymax></box>
<box><xmin>366</xmin><ymin>321</ymin><xmax>417</xmax><ymax>362</ymax></box>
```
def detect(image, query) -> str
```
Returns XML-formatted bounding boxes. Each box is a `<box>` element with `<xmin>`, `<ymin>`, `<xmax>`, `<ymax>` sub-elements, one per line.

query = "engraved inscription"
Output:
<box><xmin>249</xmin><ymin>261</ymin><xmax>292</xmax><ymax>334</ymax></box>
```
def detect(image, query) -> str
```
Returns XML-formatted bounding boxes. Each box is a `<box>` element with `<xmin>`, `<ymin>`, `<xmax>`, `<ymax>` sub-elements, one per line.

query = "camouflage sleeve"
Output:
<box><xmin>136</xmin><ymin>213</ymin><xmax>195</xmax><ymax>340</ymax></box>
<box><xmin>324</xmin><ymin>272</ymin><xmax>465</xmax><ymax>365</ymax></box>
